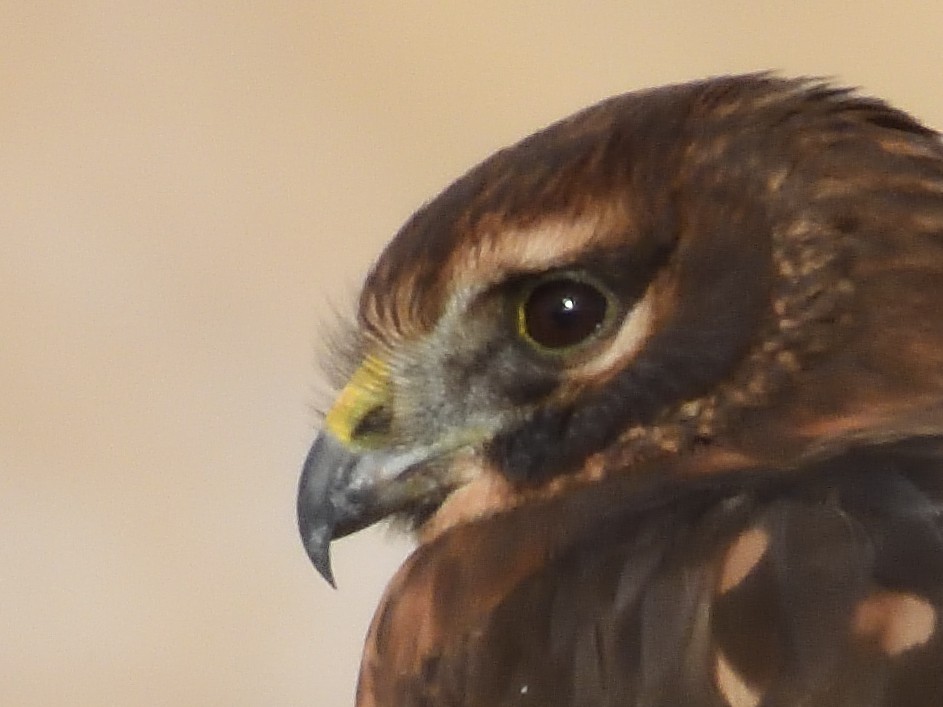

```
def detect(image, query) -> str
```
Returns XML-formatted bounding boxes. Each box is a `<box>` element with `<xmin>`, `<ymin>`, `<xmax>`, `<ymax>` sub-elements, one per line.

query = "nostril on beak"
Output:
<box><xmin>351</xmin><ymin>405</ymin><xmax>394</xmax><ymax>441</ymax></box>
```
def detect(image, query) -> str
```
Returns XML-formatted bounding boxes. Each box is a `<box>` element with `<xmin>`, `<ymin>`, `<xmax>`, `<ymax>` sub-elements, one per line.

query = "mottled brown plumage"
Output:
<box><xmin>298</xmin><ymin>74</ymin><xmax>943</xmax><ymax>706</ymax></box>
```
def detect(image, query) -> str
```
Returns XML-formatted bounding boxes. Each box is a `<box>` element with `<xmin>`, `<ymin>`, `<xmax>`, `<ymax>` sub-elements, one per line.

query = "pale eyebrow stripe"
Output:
<box><xmin>449</xmin><ymin>212</ymin><xmax>627</xmax><ymax>290</ymax></box>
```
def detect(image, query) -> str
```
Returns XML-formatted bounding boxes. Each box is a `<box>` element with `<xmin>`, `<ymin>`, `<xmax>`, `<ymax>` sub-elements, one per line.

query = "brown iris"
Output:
<box><xmin>519</xmin><ymin>277</ymin><xmax>610</xmax><ymax>351</ymax></box>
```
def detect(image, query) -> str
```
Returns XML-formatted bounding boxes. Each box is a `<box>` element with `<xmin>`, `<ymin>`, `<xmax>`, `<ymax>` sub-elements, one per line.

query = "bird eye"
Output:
<box><xmin>518</xmin><ymin>276</ymin><xmax>611</xmax><ymax>351</ymax></box>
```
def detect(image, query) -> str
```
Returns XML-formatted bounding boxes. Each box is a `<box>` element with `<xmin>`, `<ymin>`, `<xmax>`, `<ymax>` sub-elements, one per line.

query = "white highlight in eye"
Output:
<box><xmin>572</xmin><ymin>287</ymin><xmax>655</xmax><ymax>380</ymax></box>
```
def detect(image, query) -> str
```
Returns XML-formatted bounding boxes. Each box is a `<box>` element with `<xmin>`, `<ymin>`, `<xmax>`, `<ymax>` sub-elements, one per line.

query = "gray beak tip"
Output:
<box><xmin>298</xmin><ymin>433</ymin><xmax>346</xmax><ymax>588</ymax></box>
<box><xmin>298</xmin><ymin>430</ymin><xmax>412</xmax><ymax>589</ymax></box>
<box><xmin>298</xmin><ymin>496</ymin><xmax>339</xmax><ymax>588</ymax></box>
<box><xmin>310</xmin><ymin>544</ymin><xmax>337</xmax><ymax>589</ymax></box>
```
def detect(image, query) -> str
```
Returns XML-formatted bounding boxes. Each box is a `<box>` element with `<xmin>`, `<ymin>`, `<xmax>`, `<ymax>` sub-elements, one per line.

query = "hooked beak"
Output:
<box><xmin>297</xmin><ymin>355</ymin><xmax>452</xmax><ymax>587</ymax></box>
<box><xmin>297</xmin><ymin>430</ymin><xmax>447</xmax><ymax>587</ymax></box>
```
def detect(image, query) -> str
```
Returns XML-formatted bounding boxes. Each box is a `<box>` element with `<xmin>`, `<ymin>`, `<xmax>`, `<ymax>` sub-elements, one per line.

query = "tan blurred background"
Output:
<box><xmin>2</xmin><ymin>2</ymin><xmax>942</xmax><ymax>705</ymax></box>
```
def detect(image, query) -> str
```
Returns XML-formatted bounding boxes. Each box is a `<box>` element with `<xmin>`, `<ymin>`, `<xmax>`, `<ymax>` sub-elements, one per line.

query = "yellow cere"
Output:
<box><xmin>325</xmin><ymin>354</ymin><xmax>391</xmax><ymax>445</ymax></box>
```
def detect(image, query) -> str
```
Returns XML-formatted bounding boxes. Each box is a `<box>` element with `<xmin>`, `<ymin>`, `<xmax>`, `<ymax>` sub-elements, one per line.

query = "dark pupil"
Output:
<box><xmin>524</xmin><ymin>279</ymin><xmax>608</xmax><ymax>349</ymax></box>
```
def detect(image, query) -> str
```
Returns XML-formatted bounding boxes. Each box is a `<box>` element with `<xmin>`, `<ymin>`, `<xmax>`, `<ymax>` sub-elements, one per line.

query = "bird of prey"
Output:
<box><xmin>298</xmin><ymin>74</ymin><xmax>943</xmax><ymax>706</ymax></box>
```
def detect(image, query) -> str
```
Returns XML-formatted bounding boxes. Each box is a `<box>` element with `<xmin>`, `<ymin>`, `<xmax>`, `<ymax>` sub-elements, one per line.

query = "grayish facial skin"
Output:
<box><xmin>298</xmin><ymin>282</ymin><xmax>554</xmax><ymax>586</ymax></box>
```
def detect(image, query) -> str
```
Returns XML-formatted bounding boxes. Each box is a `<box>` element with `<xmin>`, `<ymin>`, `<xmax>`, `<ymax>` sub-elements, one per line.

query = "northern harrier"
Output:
<box><xmin>299</xmin><ymin>74</ymin><xmax>943</xmax><ymax>706</ymax></box>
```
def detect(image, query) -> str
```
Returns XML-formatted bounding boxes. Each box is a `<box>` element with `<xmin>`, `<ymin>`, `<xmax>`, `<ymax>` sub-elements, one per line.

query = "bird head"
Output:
<box><xmin>298</xmin><ymin>74</ymin><xmax>943</xmax><ymax>586</ymax></box>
